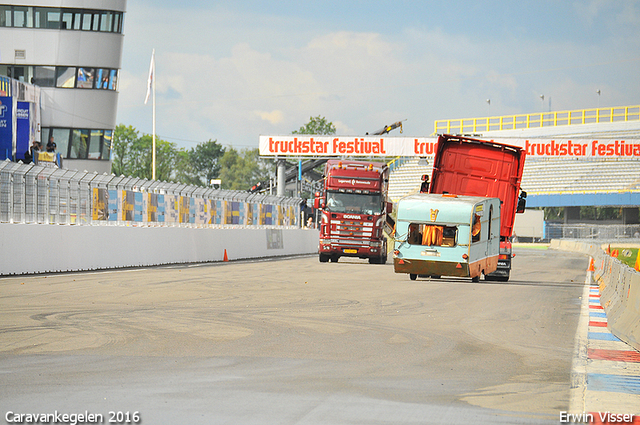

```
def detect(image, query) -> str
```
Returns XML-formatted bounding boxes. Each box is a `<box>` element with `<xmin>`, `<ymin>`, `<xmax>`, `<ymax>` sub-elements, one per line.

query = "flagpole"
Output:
<box><xmin>151</xmin><ymin>49</ymin><xmax>156</xmax><ymax>181</ymax></box>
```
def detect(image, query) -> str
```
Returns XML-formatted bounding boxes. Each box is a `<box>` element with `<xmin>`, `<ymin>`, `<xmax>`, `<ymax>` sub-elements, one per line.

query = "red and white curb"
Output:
<box><xmin>570</xmin><ymin>271</ymin><xmax>640</xmax><ymax>424</ymax></box>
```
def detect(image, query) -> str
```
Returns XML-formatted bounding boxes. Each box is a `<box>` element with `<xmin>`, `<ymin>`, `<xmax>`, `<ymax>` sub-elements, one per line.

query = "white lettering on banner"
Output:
<box><xmin>16</xmin><ymin>108</ymin><xmax>28</xmax><ymax>119</ymax></box>
<box><xmin>336</xmin><ymin>179</ymin><xmax>372</xmax><ymax>186</ymax></box>
<box><xmin>258</xmin><ymin>136</ymin><xmax>640</xmax><ymax>158</ymax></box>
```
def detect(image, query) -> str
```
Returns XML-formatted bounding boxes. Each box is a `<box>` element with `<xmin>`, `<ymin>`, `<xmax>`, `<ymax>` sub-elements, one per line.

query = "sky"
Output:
<box><xmin>115</xmin><ymin>0</ymin><xmax>640</xmax><ymax>151</ymax></box>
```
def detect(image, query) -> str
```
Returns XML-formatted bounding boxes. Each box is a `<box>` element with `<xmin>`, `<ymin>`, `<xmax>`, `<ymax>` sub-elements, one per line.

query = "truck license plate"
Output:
<box><xmin>343</xmin><ymin>249</ymin><xmax>358</xmax><ymax>254</ymax></box>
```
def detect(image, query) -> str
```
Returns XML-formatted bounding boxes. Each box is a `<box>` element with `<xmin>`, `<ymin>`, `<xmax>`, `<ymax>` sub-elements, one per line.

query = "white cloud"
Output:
<box><xmin>255</xmin><ymin>110</ymin><xmax>284</xmax><ymax>125</ymax></box>
<box><xmin>116</xmin><ymin>2</ymin><xmax>640</xmax><ymax>149</ymax></box>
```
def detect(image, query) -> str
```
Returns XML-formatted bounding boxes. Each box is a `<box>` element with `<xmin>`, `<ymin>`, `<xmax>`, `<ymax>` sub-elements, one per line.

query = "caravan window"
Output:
<box><xmin>472</xmin><ymin>214</ymin><xmax>481</xmax><ymax>243</ymax></box>
<box><xmin>407</xmin><ymin>223</ymin><xmax>457</xmax><ymax>247</ymax></box>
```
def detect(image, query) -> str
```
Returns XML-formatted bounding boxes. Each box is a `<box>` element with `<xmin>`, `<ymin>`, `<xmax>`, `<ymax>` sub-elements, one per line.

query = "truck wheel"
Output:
<box><xmin>330</xmin><ymin>255</ymin><xmax>339</xmax><ymax>263</ymax></box>
<box><xmin>381</xmin><ymin>253</ymin><xmax>387</xmax><ymax>264</ymax></box>
<box><xmin>410</xmin><ymin>274</ymin><xmax>417</xmax><ymax>281</ymax></box>
<box><xmin>471</xmin><ymin>275</ymin><xmax>480</xmax><ymax>283</ymax></box>
<box><xmin>368</xmin><ymin>257</ymin><xmax>379</xmax><ymax>264</ymax></box>
<box><xmin>319</xmin><ymin>253</ymin><xmax>329</xmax><ymax>263</ymax></box>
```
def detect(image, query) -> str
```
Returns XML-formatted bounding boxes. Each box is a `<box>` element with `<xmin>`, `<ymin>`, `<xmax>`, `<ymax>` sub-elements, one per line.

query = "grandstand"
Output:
<box><xmin>388</xmin><ymin>105</ymin><xmax>640</xmax><ymax>211</ymax></box>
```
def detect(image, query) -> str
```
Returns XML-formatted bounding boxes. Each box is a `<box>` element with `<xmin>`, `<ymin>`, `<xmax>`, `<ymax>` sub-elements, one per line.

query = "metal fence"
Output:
<box><xmin>545</xmin><ymin>223</ymin><xmax>640</xmax><ymax>240</ymax></box>
<box><xmin>0</xmin><ymin>160</ymin><xmax>303</xmax><ymax>227</ymax></box>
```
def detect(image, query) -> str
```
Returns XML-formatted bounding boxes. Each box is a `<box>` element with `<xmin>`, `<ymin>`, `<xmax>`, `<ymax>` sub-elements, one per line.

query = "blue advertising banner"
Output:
<box><xmin>134</xmin><ymin>192</ymin><xmax>143</xmax><ymax>222</ymax></box>
<box><xmin>0</xmin><ymin>96</ymin><xmax>12</xmax><ymax>160</ymax></box>
<box><xmin>108</xmin><ymin>189</ymin><xmax>118</xmax><ymax>221</ymax></box>
<box><xmin>16</xmin><ymin>101</ymin><xmax>30</xmax><ymax>161</ymax></box>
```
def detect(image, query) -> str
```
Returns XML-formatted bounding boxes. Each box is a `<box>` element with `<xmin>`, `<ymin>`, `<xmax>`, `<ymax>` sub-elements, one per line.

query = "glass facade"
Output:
<box><xmin>1</xmin><ymin>3</ymin><xmax>123</xmax><ymax>164</ymax></box>
<box><xmin>1</xmin><ymin>65</ymin><xmax>117</xmax><ymax>90</ymax></box>
<box><xmin>42</xmin><ymin>128</ymin><xmax>113</xmax><ymax>160</ymax></box>
<box><xmin>0</xmin><ymin>5</ymin><xmax>123</xmax><ymax>33</ymax></box>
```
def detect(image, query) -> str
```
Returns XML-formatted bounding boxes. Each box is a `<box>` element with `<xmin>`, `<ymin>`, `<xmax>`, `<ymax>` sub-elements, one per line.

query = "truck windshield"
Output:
<box><xmin>326</xmin><ymin>192</ymin><xmax>382</xmax><ymax>214</ymax></box>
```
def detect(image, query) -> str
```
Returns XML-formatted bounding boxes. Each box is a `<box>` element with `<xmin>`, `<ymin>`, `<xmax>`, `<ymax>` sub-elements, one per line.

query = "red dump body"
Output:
<box><xmin>429</xmin><ymin>135</ymin><xmax>526</xmax><ymax>281</ymax></box>
<box><xmin>429</xmin><ymin>134</ymin><xmax>526</xmax><ymax>238</ymax></box>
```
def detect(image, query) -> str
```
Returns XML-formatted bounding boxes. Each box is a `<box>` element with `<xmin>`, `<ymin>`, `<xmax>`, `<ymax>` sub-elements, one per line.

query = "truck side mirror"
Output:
<box><xmin>516</xmin><ymin>191</ymin><xmax>527</xmax><ymax>213</ymax></box>
<box><xmin>386</xmin><ymin>202</ymin><xmax>393</xmax><ymax>214</ymax></box>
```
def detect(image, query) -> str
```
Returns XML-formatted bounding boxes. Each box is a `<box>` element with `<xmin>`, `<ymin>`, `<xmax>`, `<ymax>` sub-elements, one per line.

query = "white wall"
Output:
<box><xmin>0</xmin><ymin>223</ymin><xmax>319</xmax><ymax>275</ymax></box>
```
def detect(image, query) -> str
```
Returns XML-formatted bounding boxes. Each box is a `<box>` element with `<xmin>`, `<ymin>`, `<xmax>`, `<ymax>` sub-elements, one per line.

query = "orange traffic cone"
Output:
<box><xmin>635</xmin><ymin>251</ymin><xmax>640</xmax><ymax>272</ymax></box>
<box><xmin>588</xmin><ymin>258</ymin><xmax>595</xmax><ymax>272</ymax></box>
<box><xmin>611</xmin><ymin>249</ymin><xmax>619</xmax><ymax>258</ymax></box>
<box><xmin>223</xmin><ymin>249</ymin><xmax>229</xmax><ymax>262</ymax></box>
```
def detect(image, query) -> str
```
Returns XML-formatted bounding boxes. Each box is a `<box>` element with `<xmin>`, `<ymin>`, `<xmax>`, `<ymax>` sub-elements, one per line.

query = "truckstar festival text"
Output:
<box><xmin>259</xmin><ymin>136</ymin><xmax>640</xmax><ymax>158</ymax></box>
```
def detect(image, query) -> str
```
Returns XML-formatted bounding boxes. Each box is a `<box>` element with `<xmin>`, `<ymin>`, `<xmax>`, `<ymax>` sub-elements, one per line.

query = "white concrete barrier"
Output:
<box><xmin>0</xmin><ymin>223</ymin><xmax>319</xmax><ymax>275</ymax></box>
<box><xmin>551</xmin><ymin>239</ymin><xmax>640</xmax><ymax>352</ymax></box>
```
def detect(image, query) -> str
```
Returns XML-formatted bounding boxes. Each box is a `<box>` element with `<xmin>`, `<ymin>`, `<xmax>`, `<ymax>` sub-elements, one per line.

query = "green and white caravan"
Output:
<box><xmin>393</xmin><ymin>194</ymin><xmax>501</xmax><ymax>281</ymax></box>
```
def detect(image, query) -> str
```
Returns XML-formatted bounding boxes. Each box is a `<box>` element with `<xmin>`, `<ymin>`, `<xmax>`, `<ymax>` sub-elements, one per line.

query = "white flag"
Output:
<box><xmin>144</xmin><ymin>49</ymin><xmax>155</xmax><ymax>105</ymax></box>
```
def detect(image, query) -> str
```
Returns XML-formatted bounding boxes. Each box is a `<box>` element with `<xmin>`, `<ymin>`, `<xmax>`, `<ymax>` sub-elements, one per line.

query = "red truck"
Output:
<box><xmin>314</xmin><ymin>160</ymin><xmax>392</xmax><ymax>264</ymax></box>
<box><xmin>429</xmin><ymin>134</ymin><xmax>527</xmax><ymax>281</ymax></box>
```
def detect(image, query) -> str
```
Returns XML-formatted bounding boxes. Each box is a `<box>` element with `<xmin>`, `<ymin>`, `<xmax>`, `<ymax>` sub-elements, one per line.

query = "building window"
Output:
<box><xmin>42</xmin><ymin>128</ymin><xmax>111</xmax><ymax>161</ymax></box>
<box><xmin>0</xmin><ymin>6</ymin><xmax>122</xmax><ymax>33</ymax></box>
<box><xmin>109</xmin><ymin>70</ymin><xmax>118</xmax><ymax>90</ymax></box>
<box><xmin>1</xmin><ymin>65</ymin><xmax>119</xmax><ymax>91</ymax></box>
<box><xmin>62</xmin><ymin>11</ymin><xmax>73</xmax><ymax>30</ymax></box>
<box><xmin>113</xmin><ymin>13</ymin><xmax>121</xmax><ymax>33</ymax></box>
<box><xmin>88</xmin><ymin>130</ymin><xmax>103</xmax><ymax>159</ymax></box>
<box><xmin>0</xmin><ymin>6</ymin><xmax>11</xmax><ymax>27</ymax></box>
<box><xmin>33</xmin><ymin>66</ymin><xmax>56</xmax><ymax>87</ymax></box>
<box><xmin>48</xmin><ymin>128</ymin><xmax>71</xmax><ymax>158</ymax></box>
<box><xmin>76</xmin><ymin>67</ymin><xmax>94</xmax><ymax>89</ymax></box>
<box><xmin>91</xmin><ymin>12</ymin><xmax>99</xmax><ymax>31</ymax></box>
<box><xmin>70</xmin><ymin>129</ymin><xmax>89</xmax><ymax>158</ymax></box>
<box><xmin>13</xmin><ymin>6</ymin><xmax>33</xmax><ymax>28</ymax></box>
<box><xmin>81</xmin><ymin>12</ymin><xmax>91</xmax><ymax>30</ymax></box>
<box><xmin>103</xmin><ymin>130</ymin><xmax>112</xmax><ymax>159</ymax></box>
<box><xmin>7</xmin><ymin>65</ymin><xmax>34</xmax><ymax>84</ymax></box>
<box><xmin>56</xmin><ymin>67</ymin><xmax>76</xmax><ymax>88</ymax></box>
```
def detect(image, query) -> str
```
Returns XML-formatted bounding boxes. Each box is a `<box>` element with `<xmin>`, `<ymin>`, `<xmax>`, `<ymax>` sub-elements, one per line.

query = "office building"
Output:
<box><xmin>0</xmin><ymin>0</ymin><xmax>126</xmax><ymax>173</ymax></box>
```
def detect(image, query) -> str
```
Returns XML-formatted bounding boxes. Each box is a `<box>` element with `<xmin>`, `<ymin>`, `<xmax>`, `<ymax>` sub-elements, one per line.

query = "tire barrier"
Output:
<box><xmin>551</xmin><ymin>239</ymin><xmax>640</xmax><ymax>352</ymax></box>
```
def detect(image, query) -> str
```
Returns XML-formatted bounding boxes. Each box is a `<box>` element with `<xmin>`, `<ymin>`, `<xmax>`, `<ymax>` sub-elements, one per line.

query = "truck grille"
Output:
<box><xmin>331</xmin><ymin>220</ymin><xmax>373</xmax><ymax>237</ymax></box>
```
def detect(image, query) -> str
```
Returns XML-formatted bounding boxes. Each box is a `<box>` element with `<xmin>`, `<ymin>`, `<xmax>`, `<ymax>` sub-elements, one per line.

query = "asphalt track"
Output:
<box><xmin>0</xmin><ymin>246</ymin><xmax>589</xmax><ymax>424</ymax></box>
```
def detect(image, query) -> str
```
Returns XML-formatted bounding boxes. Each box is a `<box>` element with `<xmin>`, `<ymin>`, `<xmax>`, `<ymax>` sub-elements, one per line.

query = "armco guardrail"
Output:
<box><xmin>0</xmin><ymin>160</ymin><xmax>302</xmax><ymax>227</ymax></box>
<box><xmin>550</xmin><ymin>239</ymin><xmax>640</xmax><ymax>352</ymax></box>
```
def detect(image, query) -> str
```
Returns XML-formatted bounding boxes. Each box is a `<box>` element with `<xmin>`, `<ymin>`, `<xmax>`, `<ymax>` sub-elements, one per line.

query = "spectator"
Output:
<box><xmin>420</xmin><ymin>174</ymin><xmax>430</xmax><ymax>193</ymax></box>
<box><xmin>46</xmin><ymin>136</ymin><xmax>56</xmax><ymax>153</ymax></box>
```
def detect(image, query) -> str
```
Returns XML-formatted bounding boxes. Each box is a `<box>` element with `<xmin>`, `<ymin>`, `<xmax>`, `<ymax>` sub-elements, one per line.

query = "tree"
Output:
<box><xmin>111</xmin><ymin>124</ymin><xmax>139</xmax><ymax>176</ymax></box>
<box><xmin>292</xmin><ymin>115</ymin><xmax>336</xmax><ymax>135</ymax></box>
<box><xmin>111</xmin><ymin>124</ymin><xmax>178</xmax><ymax>181</ymax></box>
<box><xmin>188</xmin><ymin>139</ymin><xmax>225</xmax><ymax>186</ymax></box>
<box><xmin>218</xmin><ymin>147</ymin><xmax>272</xmax><ymax>190</ymax></box>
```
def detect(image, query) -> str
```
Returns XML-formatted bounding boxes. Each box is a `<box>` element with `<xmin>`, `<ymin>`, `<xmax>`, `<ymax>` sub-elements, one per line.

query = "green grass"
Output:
<box><xmin>610</xmin><ymin>247</ymin><xmax>639</xmax><ymax>269</ymax></box>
